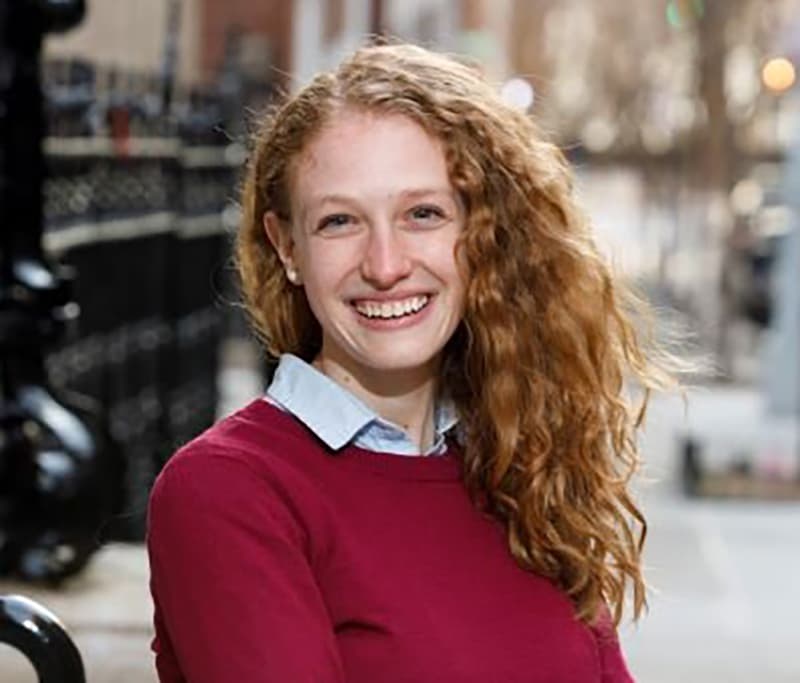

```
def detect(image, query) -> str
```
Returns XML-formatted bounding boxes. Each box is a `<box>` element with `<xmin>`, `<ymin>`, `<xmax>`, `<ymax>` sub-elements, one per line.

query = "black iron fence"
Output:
<box><xmin>39</xmin><ymin>60</ymin><xmax>250</xmax><ymax>542</ymax></box>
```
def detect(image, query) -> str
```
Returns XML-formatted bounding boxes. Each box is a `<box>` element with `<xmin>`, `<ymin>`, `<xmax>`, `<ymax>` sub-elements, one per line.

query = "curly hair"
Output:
<box><xmin>236</xmin><ymin>43</ymin><xmax>680</xmax><ymax>626</ymax></box>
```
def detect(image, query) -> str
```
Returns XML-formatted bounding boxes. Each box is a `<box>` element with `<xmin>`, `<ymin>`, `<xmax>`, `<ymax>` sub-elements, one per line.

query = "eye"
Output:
<box><xmin>408</xmin><ymin>205</ymin><xmax>446</xmax><ymax>225</ymax></box>
<box><xmin>317</xmin><ymin>213</ymin><xmax>354</xmax><ymax>231</ymax></box>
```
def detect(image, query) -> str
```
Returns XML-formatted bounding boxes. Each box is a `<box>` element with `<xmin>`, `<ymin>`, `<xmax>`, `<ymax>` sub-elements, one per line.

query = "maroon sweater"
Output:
<box><xmin>147</xmin><ymin>399</ymin><xmax>635</xmax><ymax>682</ymax></box>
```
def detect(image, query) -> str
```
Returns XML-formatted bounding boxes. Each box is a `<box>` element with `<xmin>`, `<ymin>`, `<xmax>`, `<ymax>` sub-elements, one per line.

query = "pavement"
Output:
<box><xmin>0</xmin><ymin>544</ymin><xmax>154</xmax><ymax>682</ymax></box>
<box><xmin>1</xmin><ymin>348</ymin><xmax>799</xmax><ymax>682</ymax></box>
<box><xmin>622</xmin><ymin>388</ymin><xmax>800</xmax><ymax>683</ymax></box>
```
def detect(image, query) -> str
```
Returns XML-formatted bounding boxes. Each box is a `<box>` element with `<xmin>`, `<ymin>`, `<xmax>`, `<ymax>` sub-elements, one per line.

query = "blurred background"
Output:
<box><xmin>0</xmin><ymin>0</ymin><xmax>798</xmax><ymax>681</ymax></box>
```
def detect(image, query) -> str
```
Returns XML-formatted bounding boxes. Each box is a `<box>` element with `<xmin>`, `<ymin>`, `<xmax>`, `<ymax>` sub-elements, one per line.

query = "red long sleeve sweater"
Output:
<box><xmin>147</xmin><ymin>399</ymin><xmax>635</xmax><ymax>682</ymax></box>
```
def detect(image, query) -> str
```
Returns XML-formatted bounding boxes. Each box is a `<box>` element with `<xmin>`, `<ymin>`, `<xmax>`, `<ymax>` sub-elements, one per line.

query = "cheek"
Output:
<box><xmin>431</xmin><ymin>245</ymin><xmax>467</xmax><ymax>317</ymax></box>
<box><xmin>438</xmin><ymin>241</ymin><xmax>466</xmax><ymax>288</ymax></box>
<box><xmin>299</xmin><ymin>256</ymin><xmax>352</xmax><ymax>315</ymax></box>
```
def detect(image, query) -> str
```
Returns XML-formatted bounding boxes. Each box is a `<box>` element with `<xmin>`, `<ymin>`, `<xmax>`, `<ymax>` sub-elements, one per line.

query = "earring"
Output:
<box><xmin>286</xmin><ymin>267</ymin><xmax>299</xmax><ymax>284</ymax></box>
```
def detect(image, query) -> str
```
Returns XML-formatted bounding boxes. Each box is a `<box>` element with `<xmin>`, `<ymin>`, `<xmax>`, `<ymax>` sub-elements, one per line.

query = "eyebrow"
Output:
<box><xmin>398</xmin><ymin>187</ymin><xmax>458</xmax><ymax>201</ymax></box>
<box><xmin>303</xmin><ymin>188</ymin><xmax>458</xmax><ymax>213</ymax></box>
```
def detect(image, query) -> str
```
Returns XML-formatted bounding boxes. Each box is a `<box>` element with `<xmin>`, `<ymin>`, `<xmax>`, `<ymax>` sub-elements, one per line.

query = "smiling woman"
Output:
<box><xmin>262</xmin><ymin>109</ymin><xmax>466</xmax><ymax>442</ymax></box>
<box><xmin>146</xmin><ymin>42</ymin><xmax>681</xmax><ymax>683</ymax></box>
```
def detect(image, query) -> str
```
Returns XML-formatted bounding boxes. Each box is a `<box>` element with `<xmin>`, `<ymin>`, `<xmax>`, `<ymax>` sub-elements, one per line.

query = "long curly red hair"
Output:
<box><xmin>236</xmin><ymin>43</ymin><xmax>680</xmax><ymax>625</ymax></box>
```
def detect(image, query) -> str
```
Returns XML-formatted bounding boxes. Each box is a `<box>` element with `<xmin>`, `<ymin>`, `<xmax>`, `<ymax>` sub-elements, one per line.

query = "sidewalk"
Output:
<box><xmin>0</xmin><ymin>545</ymin><xmax>155</xmax><ymax>682</ymax></box>
<box><xmin>623</xmin><ymin>389</ymin><xmax>800</xmax><ymax>683</ymax></box>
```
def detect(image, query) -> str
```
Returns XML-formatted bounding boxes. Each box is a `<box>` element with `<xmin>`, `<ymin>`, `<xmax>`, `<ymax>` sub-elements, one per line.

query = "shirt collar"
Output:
<box><xmin>265</xmin><ymin>353</ymin><xmax>459</xmax><ymax>454</ymax></box>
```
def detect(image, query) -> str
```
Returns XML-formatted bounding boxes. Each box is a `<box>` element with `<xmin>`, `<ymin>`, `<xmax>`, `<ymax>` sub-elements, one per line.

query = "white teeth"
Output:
<box><xmin>354</xmin><ymin>295</ymin><xmax>429</xmax><ymax>319</ymax></box>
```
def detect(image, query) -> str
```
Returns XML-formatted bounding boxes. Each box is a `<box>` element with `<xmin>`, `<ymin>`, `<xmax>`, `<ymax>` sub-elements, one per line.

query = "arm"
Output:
<box><xmin>147</xmin><ymin>449</ymin><xmax>345</xmax><ymax>683</ymax></box>
<box><xmin>591</xmin><ymin>609</ymin><xmax>636</xmax><ymax>683</ymax></box>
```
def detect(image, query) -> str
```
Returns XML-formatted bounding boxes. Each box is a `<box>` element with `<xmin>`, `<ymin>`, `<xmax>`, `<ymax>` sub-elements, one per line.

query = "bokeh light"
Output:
<box><xmin>761</xmin><ymin>57</ymin><xmax>796</xmax><ymax>94</ymax></box>
<box><xmin>730</xmin><ymin>178</ymin><xmax>764</xmax><ymax>216</ymax></box>
<box><xmin>500</xmin><ymin>77</ymin><xmax>535</xmax><ymax>111</ymax></box>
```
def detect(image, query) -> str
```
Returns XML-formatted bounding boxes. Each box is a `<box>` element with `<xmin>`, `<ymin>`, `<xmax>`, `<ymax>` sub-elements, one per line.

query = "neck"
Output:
<box><xmin>312</xmin><ymin>351</ymin><xmax>440</xmax><ymax>453</ymax></box>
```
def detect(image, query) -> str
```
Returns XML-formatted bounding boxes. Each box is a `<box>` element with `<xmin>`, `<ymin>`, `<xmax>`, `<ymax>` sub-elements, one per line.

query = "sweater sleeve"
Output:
<box><xmin>146</xmin><ymin>447</ymin><xmax>345</xmax><ymax>683</ymax></box>
<box><xmin>591</xmin><ymin>609</ymin><xmax>636</xmax><ymax>683</ymax></box>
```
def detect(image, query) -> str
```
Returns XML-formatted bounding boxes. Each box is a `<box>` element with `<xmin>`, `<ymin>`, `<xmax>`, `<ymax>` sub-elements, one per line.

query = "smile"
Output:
<box><xmin>352</xmin><ymin>295</ymin><xmax>431</xmax><ymax>319</ymax></box>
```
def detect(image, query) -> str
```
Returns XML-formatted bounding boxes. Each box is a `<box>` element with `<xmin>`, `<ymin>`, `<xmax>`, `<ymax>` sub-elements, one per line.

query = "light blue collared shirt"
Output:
<box><xmin>264</xmin><ymin>354</ymin><xmax>459</xmax><ymax>456</ymax></box>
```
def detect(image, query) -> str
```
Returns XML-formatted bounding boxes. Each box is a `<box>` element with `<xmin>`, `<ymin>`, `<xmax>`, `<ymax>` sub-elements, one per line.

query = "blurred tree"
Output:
<box><xmin>508</xmin><ymin>0</ymin><xmax>798</xmax><ymax>380</ymax></box>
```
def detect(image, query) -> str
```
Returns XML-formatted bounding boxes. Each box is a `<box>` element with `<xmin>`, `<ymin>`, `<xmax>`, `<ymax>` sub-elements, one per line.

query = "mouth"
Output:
<box><xmin>350</xmin><ymin>294</ymin><xmax>433</xmax><ymax>320</ymax></box>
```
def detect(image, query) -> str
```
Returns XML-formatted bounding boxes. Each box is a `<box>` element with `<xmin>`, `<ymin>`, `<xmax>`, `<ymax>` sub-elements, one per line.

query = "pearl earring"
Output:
<box><xmin>286</xmin><ymin>267</ymin><xmax>299</xmax><ymax>283</ymax></box>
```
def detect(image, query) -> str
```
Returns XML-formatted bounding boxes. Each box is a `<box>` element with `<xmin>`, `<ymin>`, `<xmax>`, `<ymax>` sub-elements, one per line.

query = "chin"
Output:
<box><xmin>358</xmin><ymin>347</ymin><xmax>442</xmax><ymax>374</ymax></box>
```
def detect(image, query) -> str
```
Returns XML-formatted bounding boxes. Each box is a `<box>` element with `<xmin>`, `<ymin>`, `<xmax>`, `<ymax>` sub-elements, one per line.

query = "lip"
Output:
<box><xmin>350</xmin><ymin>293</ymin><xmax>436</xmax><ymax>330</ymax></box>
<box><xmin>348</xmin><ymin>291</ymin><xmax>434</xmax><ymax>304</ymax></box>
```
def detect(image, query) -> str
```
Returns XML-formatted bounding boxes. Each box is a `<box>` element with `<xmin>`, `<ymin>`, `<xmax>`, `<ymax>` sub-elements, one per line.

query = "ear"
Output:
<box><xmin>263</xmin><ymin>211</ymin><xmax>295</xmax><ymax>268</ymax></box>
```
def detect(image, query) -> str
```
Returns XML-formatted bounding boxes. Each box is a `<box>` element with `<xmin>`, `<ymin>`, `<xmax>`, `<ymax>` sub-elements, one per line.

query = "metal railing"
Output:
<box><xmin>0</xmin><ymin>595</ymin><xmax>85</xmax><ymax>683</ymax></box>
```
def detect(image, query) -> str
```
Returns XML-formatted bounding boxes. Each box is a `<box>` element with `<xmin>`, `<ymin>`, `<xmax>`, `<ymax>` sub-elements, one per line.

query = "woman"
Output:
<box><xmin>147</xmin><ymin>43</ymin><xmax>677</xmax><ymax>682</ymax></box>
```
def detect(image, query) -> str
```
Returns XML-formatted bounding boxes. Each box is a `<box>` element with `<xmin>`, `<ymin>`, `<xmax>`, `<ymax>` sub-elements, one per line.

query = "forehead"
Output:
<box><xmin>290</xmin><ymin>110</ymin><xmax>452</xmax><ymax>203</ymax></box>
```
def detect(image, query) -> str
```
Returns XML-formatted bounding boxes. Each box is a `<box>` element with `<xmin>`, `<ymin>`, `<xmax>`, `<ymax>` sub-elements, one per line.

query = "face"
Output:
<box><xmin>265</xmin><ymin>109</ymin><xmax>466</xmax><ymax>389</ymax></box>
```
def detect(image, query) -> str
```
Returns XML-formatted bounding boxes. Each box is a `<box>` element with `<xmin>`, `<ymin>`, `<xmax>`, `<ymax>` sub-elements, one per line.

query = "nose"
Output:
<box><xmin>360</xmin><ymin>225</ymin><xmax>413</xmax><ymax>289</ymax></box>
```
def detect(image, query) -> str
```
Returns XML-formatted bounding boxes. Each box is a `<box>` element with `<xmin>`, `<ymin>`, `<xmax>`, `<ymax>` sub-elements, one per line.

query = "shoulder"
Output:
<box><xmin>162</xmin><ymin>398</ymin><xmax>323</xmax><ymax>482</ymax></box>
<box><xmin>148</xmin><ymin>399</ymin><xmax>328</xmax><ymax>550</ymax></box>
<box><xmin>150</xmin><ymin>399</ymin><xmax>330</xmax><ymax>522</ymax></box>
